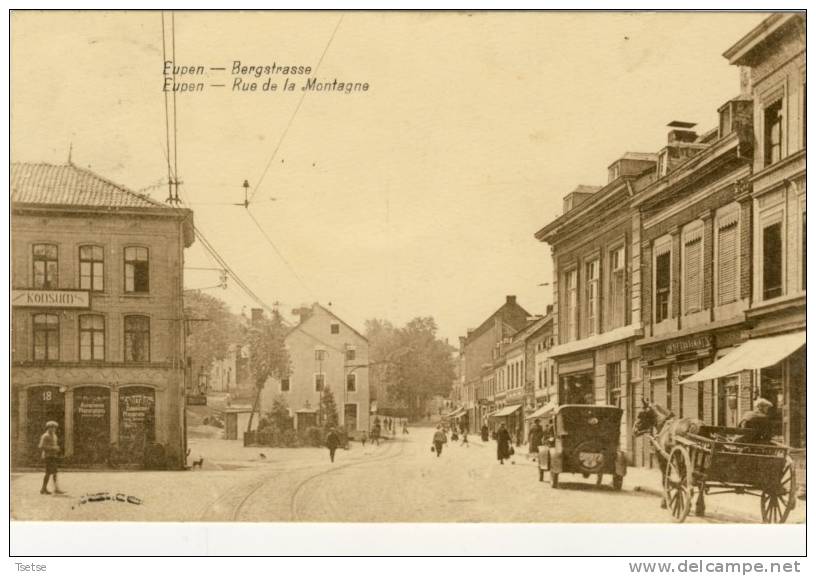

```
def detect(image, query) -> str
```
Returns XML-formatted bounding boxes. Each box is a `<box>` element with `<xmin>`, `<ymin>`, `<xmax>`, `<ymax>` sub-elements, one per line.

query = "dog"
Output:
<box><xmin>191</xmin><ymin>457</ymin><xmax>204</xmax><ymax>470</ymax></box>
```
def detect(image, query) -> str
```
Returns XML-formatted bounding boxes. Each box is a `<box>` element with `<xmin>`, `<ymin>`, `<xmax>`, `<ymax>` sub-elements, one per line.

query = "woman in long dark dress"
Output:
<box><xmin>496</xmin><ymin>423</ymin><xmax>512</xmax><ymax>464</ymax></box>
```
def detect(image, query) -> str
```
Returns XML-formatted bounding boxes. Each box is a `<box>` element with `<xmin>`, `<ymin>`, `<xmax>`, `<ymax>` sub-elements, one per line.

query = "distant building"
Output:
<box><xmin>260</xmin><ymin>303</ymin><xmax>370</xmax><ymax>437</ymax></box>
<box><xmin>11</xmin><ymin>162</ymin><xmax>194</xmax><ymax>468</ymax></box>
<box><xmin>208</xmin><ymin>343</ymin><xmax>250</xmax><ymax>393</ymax></box>
<box><xmin>459</xmin><ymin>295</ymin><xmax>531</xmax><ymax>433</ymax></box>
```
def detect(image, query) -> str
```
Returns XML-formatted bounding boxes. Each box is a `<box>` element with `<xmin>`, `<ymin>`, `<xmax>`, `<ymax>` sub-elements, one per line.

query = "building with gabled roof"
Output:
<box><xmin>260</xmin><ymin>302</ymin><xmax>370</xmax><ymax>437</ymax></box>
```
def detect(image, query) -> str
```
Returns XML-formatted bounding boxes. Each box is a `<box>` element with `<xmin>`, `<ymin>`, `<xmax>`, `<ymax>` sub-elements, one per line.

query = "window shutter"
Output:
<box><xmin>684</xmin><ymin>237</ymin><xmax>702</xmax><ymax>313</ymax></box>
<box><xmin>717</xmin><ymin>222</ymin><xmax>738</xmax><ymax>305</ymax></box>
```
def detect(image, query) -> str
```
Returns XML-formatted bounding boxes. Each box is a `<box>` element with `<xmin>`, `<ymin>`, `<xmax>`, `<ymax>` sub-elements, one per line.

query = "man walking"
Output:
<box><xmin>528</xmin><ymin>418</ymin><xmax>544</xmax><ymax>455</ymax></box>
<box><xmin>39</xmin><ymin>421</ymin><xmax>64</xmax><ymax>495</ymax></box>
<box><xmin>432</xmin><ymin>425</ymin><xmax>447</xmax><ymax>457</ymax></box>
<box><xmin>326</xmin><ymin>428</ymin><xmax>340</xmax><ymax>463</ymax></box>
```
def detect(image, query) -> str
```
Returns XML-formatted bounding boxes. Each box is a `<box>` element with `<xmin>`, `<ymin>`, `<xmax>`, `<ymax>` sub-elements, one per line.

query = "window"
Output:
<box><xmin>33</xmin><ymin>313</ymin><xmax>59</xmax><ymax>361</ymax></box>
<box><xmin>124</xmin><ymin>316</ymin><xmax>150</xmax><ymax>362</ymax></box>
<box><xmin>564</xmin><ymin>268</ymin><xmax>577</xmax><ymax>341</ymax></box>
<box><xmin>32</xmin><ymin>244</ymin><xmax>58</xmax><ymax>289</ymax></box>
<box><xmin>764</xmin><ymin>100</ymin><xmax>783</xmax><ymax>165</ymax></box>
<box><xmin>124</xmin><ymin>247</ymin><xmax>149</xmax><ymax>293</ymax></box>
<box><xmin>345</xmin><ymin>347</ymin><xmax>356</xmax><ymax>362</ymax></box>
<box><xmin>655</xmin><ymin>251</ymin><xmax>671</xmax><ymax>322</ymax></box>
<box><xmin>280</xmin><ymin>377</ymin><xmax>290</xmax><ymax>392</ymax></box>
<box><xmin>79</xmin><ymin>245</ymin><xmax>104</xmax><ymax>291</ymax></box>
<box><xmin>586</xmin><ymin>259</ymin><xmax>599</xmax><ymax>335</ymax></box>
<box><xmin>802</xmin><ymin>211</ymin><xmax>807</xmax><ymax>291</ymax></box>
<box><xmin>716</xmin><ymin>217</ymin><xmax>739</xmax><ymax>305</ymax></box>
<box><xmin>762</xmin><ymin>223</ymin><xmax>783</xmax><ymax>300</ymax></box>
<box><xmin>79</xmin><ymin>315</ymin><xmax>105</xmax><ymax>361</ymax></box>
<box><xmin>330</xmin><ymin>323</ymin><xmax>340</xmax><ymax>335</ymax></box>
<box><xmin>314</xmin><ymin>348</ymin><xmax>326</xmax><ymax>362</ymax></box>
<box><xmin>609</xmin><ymin>246</ymin><xmax>625</xmax><ymax>328</ymax></box>
<box><xmin>314</xmin><ymin>373</ymin><xmax>325</xmax><ymax>392</ymax></box>
<box><xmin>607</xmin><ymin>362</ymin><xmax>621</xmax><ymax>408</ymax></box>
<box><xmin>346</xmin><ymin>373</ymin><xmax>357</xmax><ymax>392</ymax></box>
<box><xmin>683</xmin><ymin>232</ymin><xmax>703</xmax><ymax>314</ymax></box>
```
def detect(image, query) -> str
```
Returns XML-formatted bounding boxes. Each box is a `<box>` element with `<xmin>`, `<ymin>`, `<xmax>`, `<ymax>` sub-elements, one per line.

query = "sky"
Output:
<box><xmin>10</xmin><ymin>11</ymin><xmax>769</xmax><ymax>343</ymax></box>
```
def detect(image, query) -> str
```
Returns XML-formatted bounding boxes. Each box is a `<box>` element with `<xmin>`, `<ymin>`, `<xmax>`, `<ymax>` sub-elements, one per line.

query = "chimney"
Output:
<box><xmin>291</xmin><ymin>305</ymin><xmax>314</xmax><ymax>325</ymax></box>
<box><xmin>667</xmin><ymin>121</ymin><xmax>698</xmax><ymax>144</ymax></box>
<box><xmin>250</xmin><ymin>308</ymin><xmax>264</xmax><ymax>326</ymax></box>
<box><xmin>506</xmin><ymin>295</ymin><xmax>517</xmax><ymax>305</ymax></box>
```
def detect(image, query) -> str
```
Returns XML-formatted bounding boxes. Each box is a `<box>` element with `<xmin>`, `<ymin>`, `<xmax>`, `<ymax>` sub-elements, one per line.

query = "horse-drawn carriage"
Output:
<box><xmin>635</xmin><ymin>401</ymin><xmax>796</xmax><ymax>524</ymax></box>
<box><xmin>537</xmin><ymin>405</ymin><xmax>627</xmax><ymax>490</ymax></box>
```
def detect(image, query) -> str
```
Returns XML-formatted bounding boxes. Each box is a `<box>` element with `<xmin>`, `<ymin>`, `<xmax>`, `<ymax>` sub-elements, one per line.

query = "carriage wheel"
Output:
<box><xmin>551</xmin><ymin>472</ymin><xmax>560</xmax><ymax>489</ymax></box>
<box><xmin>664</xmin><ymin>447</ymin><xmax>692</xmax><ymax>523</ymax></box>
<box><xmin>761</xmin><ymin>457</ymin><xmax>797</xmax><ymax>524</ymax></box>
<box><xmin>613</xmin><ymin>474</ymin><xmax>624</xmax><ymax>491</ymax></box>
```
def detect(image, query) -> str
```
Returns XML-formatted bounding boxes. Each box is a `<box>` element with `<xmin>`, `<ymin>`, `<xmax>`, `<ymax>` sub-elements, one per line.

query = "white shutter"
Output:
<box><xmin>717</xmin><ymin>222</ymin><xmax>739</xmax><ymax>305</ymax></box>
<box><xmin>684</xmin><ymin>237</ymin><xmax>702</xmax><ymax>313</ymax></box>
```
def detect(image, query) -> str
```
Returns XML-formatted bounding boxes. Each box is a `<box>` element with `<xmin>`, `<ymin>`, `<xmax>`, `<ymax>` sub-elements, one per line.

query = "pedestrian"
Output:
<box><xmin>481</xmin><ymin>423</ymin><xmax>489</xmax><ymax>442</ymax></box>
<box><xmin>39</xmin><ymin>421</ymin><xmax>64</xmax><ymax>495</ymax></box>
<box><xmin>461</xmin><ymin>429</ymin><xmax>469</xmax><ymax>447</ymax></box>
<box><xmin>326</xmin><ymin>427</ymin><xmax>340</xmax><ymax>463</ymax></box>
<box><xmin>496</xmin><ymin>422</ymin><xmax>512</xmax><ymax>465</ymax></box>
<box><xmin>451</xmin><ymin>425</ymin><xmax>459</xmax><ymax>442</ymax></box>
<box><xmin>371</xmin><ymin>423</ymin><xmax>381</xmax><ymax>446</ymax></box>
<box><xmin>432</xmin><ymin>425</ymin><xmax>447</xmax><ymax>457</ymax></box>
<box><xmin>739</xmin><ymin>398</ymin><xmax>775</xmax><ymax>443</ymax></box>
<box><xmin>528</xmin><ymin>418</ymin><xmax>544</xmax><ymax>455</ymax></box>
<box><xmin>360</xmin><ymin>430</ymin><xmax>368</xmax><ymax>447</ymax></box>
<box><xmin>402</xmin><ymin>420</ymin><xmax>409</xmax><ymax>435</ymax></box>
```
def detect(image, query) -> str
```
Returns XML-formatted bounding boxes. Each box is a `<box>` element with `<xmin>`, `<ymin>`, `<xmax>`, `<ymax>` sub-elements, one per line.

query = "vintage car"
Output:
<box><xmin>537</xmin><ymin>404</ymin><xmax>627</xmax><ymax>490</ymax></box>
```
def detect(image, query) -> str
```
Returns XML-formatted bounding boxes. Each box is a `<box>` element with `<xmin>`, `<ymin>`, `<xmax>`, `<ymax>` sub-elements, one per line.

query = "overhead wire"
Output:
<box><xmin>247</xmin><ymin>14</ymin><xmax>344</xmax><ymax>204</ymax></box>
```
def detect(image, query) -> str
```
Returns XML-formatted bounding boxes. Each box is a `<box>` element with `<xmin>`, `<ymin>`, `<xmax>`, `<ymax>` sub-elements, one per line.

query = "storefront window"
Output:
<box><xmin>760</xmin><ymin>364</ymin><xmax>785</xmax><ymax>441</ymax></box>
<box><xmin>73</xmin><ymin>387</ymin><xmax>110</xmax><ymax>464</ymax></box>
<box><xmin>560</xmin><ymin>372</ymin><xmax>594</xmax><ymax>405</ymax></box>
<box><xmin>118</xmin><ymin>387</ymin><xmax>156</xmax><ymax>460</ymax></box>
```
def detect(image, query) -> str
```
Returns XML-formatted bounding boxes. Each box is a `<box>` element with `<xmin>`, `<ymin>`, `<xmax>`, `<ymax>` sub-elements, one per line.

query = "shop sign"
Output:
<box><xmin>12</xmin><ymin>289</ymin><xmax>90</xmax><ymax>308</ymax></box>
<box><xmin>665</xmin><ymin>335</ymin><xmax>711</xmax><ymax>356</ymax></box>
<box><xmin>77</xmin><ymin>399</ymin><xmax>107</xmax><ymax>418</ymax></box>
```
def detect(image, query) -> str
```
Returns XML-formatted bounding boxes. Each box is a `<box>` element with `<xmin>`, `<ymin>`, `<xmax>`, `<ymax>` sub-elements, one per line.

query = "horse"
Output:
<box><xmin>633</xmin><ymin>398</ymin><xmax>706</xmax><ymax>516</ymax></box>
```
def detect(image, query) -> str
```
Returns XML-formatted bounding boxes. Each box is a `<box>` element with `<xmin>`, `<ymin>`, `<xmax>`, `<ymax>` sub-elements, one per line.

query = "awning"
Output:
<box><xmin>490</xmin><ymin>405</ymin><xmax>521</xmax><ymax>418</ymax></box>
<box><xmin>681</xmin><ymin>331</ymin><xmax>805</xmax><ymax>384</ymax></box>
<box><xmin>526</xmin><ymin>402</ymin><xmax>557</xmax><ymax>421</ymax></box>
<box><xmin>443</xmin><ymin>407</ymin><xmax>466</xmax><ymax>419</ymax></box>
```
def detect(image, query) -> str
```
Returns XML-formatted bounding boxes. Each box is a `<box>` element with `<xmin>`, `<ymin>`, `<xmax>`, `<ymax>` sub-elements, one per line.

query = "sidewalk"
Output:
<box><xmin>625</xmin><ymin>465</ymin><xmax>806</xmax><ymax>523</ymax></box>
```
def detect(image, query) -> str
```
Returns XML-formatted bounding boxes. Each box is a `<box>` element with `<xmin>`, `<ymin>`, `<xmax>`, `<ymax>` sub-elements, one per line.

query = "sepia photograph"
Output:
<box><xmin>6</xmin><ymin>6</ymin><xmax>807</xmax><ymax>558</ymax></box>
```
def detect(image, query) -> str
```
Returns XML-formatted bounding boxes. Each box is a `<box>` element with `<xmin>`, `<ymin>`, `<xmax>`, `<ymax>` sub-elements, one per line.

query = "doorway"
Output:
<box><xmin>26</xmin><ymin>386</ymin><xmax>65</xmax><ymax>465</ymax></box>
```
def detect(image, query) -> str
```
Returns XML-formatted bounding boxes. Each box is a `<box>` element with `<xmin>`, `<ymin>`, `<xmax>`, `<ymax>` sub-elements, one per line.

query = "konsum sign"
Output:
<box><xmin>12</xmin><ymin>289</ymin><xmax>90</xmax><ymax>309</ymax></box>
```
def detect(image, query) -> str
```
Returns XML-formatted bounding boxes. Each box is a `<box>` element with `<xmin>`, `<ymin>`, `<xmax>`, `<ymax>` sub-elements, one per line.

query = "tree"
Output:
<box><xmin>366</xmin><ymin>316</ymin><xmax>456</xmax><ymax>420</ymax></box>
<box><xmin>245</xmin><ymin>309</ymin><xmax>290</xmax><ymax>431</ymax></box>
<box><xmin>320</xmin><ymin>386</ymin><xmax>339</xmax><ymax>429</ymax></box>
<box><xmin>267</xmin><ymin>395</ymin><xmax>293</xmax><ymax>431</ymax></box>
<box><xmin>183</xmin><ymin>290</ymin><xmax>242</xmax><ymax>390</ymax></box>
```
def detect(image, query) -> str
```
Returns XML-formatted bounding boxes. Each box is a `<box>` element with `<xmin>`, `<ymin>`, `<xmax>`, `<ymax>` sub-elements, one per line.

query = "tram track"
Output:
<box><xmin>196</xmin><ymin>439</ymin><xmax>408</xmax><ymax>522</ymax></box>
<box><xmin>289</xmin><ymin>438</ymin><xmax>407</xmax><ymax>521</ymax></box>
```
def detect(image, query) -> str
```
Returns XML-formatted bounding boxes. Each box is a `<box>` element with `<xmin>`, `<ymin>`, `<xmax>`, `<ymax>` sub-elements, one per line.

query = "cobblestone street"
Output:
<box><xmin>11</xmin><ymin>427</ymin><xmax>804</xmax><ymax>523</ymax></box>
